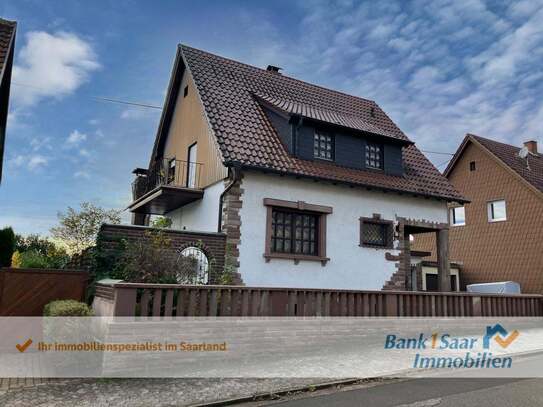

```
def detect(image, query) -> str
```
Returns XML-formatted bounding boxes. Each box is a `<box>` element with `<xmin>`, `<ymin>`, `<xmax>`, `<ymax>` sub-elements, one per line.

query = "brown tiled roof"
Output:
<box><xmin>253</xmin><ymin>93</ymin><xmax>410</xmax><ymax>143</ymax></box>
<box><xmin>175</xmin><ymin>45</ymin><xmax>465</xmax><ymax>202</ymax></box>
<box><xmin>465</xmin><ymin>134</ymin><xmax>543</xmax><ymax>195</ymax></box>
<box><xmin>0</xmin><ymin>19</ymin><xmax>16</xmax><ymax>79</ymax></box>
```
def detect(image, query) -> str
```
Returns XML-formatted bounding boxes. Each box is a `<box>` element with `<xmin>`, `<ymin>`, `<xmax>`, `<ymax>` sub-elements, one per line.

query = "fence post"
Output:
<box><xmin>471</xmin><ymin>296</ymin><xmax>482</xmax><ymax>317</ymax></box>
<box><xmin>114</xmin><ymin>287</ymin><xmax>137</xmax><ymax>316</ymax></box>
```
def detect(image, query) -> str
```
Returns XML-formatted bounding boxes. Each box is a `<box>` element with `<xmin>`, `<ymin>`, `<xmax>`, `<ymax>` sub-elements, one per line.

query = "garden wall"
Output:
<box><xmin>98</xmin><ymin>224</ymin><xmax>227</xmax><ymax>283</ymax></box>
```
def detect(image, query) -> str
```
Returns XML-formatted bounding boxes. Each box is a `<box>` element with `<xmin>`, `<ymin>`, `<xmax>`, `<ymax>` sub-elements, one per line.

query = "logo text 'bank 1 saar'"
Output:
<box><xmin>384</xmin><ymin>324</ymin><xmax>519</xmax><ymax>369</ymax></box>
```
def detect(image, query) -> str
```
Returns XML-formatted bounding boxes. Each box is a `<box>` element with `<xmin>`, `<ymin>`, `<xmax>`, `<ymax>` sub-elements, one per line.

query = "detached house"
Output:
<box><xmin>0</xmin><ymin>18</ymin><xmax>16</xmax><ymax>183</ymax></box>
<box><xmin>414</xmin><ymin>134</ymin><xmax>543</xmax><ymax>293</ymax></box>
<box><xmin>128</xmin><ymin>45</ymin><xmax>465</xmax><ymax>291</ymax></box>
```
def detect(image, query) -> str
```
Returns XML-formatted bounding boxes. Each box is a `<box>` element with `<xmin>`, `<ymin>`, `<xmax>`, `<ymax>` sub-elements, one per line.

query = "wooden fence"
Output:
<box><xmin>93</xmin><ymin>282</ymin><xmax>543</xmax><ymax>318</ymax></box>
<box><xmin>0</xmin><ymin>268</ymin><xmax>89</xmax><ymax>316</ymax></box>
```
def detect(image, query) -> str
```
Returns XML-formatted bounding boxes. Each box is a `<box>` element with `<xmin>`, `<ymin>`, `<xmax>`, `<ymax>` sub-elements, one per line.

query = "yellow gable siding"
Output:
<box><xmin>163</xmin><ymin>70</ymin><xmax>227</xmax><ymax>188</ymax></box>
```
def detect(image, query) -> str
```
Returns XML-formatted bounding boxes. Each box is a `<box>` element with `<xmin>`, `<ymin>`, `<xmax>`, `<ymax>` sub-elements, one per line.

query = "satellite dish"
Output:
<box><xmin>519</xmin><ymin>146</ymin><xmax>529</xmax><ymax>159</ymax></box>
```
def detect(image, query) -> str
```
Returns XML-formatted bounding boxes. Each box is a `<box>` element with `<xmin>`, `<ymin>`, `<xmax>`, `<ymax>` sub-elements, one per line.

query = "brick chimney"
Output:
<box><xmin>524</xmin><ymin>140</ymin><xmax>538</xmax><ymax>154</ymax></box>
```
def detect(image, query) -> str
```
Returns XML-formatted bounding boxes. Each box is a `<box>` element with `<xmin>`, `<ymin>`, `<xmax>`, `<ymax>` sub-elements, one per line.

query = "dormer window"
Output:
<box><xmin>314</xmin><ymin>130</ymin><xmax>334</xmax><ymax>160</ymax></box>
<box><xmin>365</xmin><ymin>142</ymin><xmax>383</xmax><ymax>170</ymax></box>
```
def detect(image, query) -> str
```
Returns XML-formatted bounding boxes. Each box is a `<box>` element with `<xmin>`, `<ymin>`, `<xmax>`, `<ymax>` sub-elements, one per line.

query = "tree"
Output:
<box><xmin>0</xmin><ymin>227</ymin><xmax>15</xmax><ymax>267</ymax></box>
<box><xmin>15</xmin><ymin>234</ymin><xmax>57</xmax><ymax>255</ymax></box>
<box><xmin>50</xmin><ymin>202</ymin><xmax>121</xmax><ymax>255</ymax></box>
<box><xmin>12</xmin><ymin>234</ymin><xmax>69</xmax><ymax>269</ymax></box>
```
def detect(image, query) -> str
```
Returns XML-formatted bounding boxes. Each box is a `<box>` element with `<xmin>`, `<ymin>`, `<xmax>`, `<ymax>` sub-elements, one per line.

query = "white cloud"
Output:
<box><xmin>12</xmin><ymin>31</ymin><xmax>100</xmax><ymax>107</ymax></box>
<box><xmin>9</xmin><ymin>154</ymin><xmax>49</xmax><ymax>171</ymax></box>
<box><xmin>28</xmin><ymin>155</ymin><xmax>48</xmax><ymax>170</ymax></box>
<box><xmin>79</xmin><ymin>148</ymin><xmax>90</xmax><ymax>157</ymax></box>
<box><xmin>120</xmin><ymin>108</ymin><xmax>157</xmax><ymax>120</ymax></box>
<box><xmin>74</xmin><ymin>170</ymin><xmax>90</xmax><ymax>179</ymax></box>
<box><xmin>30</xmin><ymin>137</ymin><xmax>52</xmax><ymax>151</ymax></box>
<box><xmin>66</xmin><ymin>129</ymin><xmax>87</xmax><ymax>145</ymax></box>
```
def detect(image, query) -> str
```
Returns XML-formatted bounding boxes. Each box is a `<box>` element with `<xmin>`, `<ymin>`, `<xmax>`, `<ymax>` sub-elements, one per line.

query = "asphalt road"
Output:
<box><xmin>265</xmin><ymin>378</ymin><xmax>543</xmax><ymax>407</ymax></box>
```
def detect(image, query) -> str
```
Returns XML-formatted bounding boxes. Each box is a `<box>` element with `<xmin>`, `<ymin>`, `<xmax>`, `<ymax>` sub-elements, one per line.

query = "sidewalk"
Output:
<box><xmin>0</xmin><ymin>378</ymin><xmax>322</xmax><ymax>407</ymax></box>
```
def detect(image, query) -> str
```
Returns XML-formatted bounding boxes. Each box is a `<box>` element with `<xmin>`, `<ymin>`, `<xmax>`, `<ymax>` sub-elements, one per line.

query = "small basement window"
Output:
<box><xmin>488</xmin><ymin>200</ymin><xmax>506</xmax><ymax>222</ymax></box>
<box><xmin>360</xmin><ymin>217</ymin><xmax>393</xmax><ymax>248</ymax></box>
<box><xmin>313</xmin><ymin>130</ymin><xmax>334</xmax><ymax>160</ymax></box>
<box><xmin>365</xmin><ymin>142</ymin><xmax>383</xmax><ymax>170</ymax></box>
<box><xmin>449</xmin><ymin>206</ymin><xmax>465</xmax><ymax>226</ymax></box>
<box><xmin>264</xmin><ymin>198</ymin><xmax>332</xmax><ymax>264</ymax></box>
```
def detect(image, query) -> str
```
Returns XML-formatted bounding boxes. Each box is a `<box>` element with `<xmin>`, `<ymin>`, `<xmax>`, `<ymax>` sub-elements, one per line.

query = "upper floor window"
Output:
<box><xmin>488</xmin><ymin>200</ymin><xmax>506</xmax><ymax>222</ymax></box>
<box><xmin>449</xmin><ymin>206</ymin><xmax>465</xmax><ymax>226</ymax></box>
<box><xmin>365</xmin><ymin>142</ymin><xmax>383</xmax><ymax>170</ymax></box>
<box><xmin>314</xmin><ymin>130</ymin><xmax>334</xmax><ymax>160</ymax></box>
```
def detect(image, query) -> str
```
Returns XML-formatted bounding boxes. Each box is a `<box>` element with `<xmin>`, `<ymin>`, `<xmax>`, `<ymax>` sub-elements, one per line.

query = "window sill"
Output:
<box><xmin>313</xmin><ymin>156</ymin><xmax>334</xmax><ymax>163</ymax></box>
<box><xmin>263</xmin><ymin>253</ymin><xmax>330</xmax><ymax>266</ymax></box>
<box><xmin>450</xmin><ymin>223</ymin><xmax>465</xmax><ymax>227</ymax></box>
<box><xmin>359</xmin><ymin>243</ymin><xmax>393</xmax><ymax>250</ymax></box>
<box><xmin>488</xmin><ymin>218</ymin><xmax>506</xmax><ymax>223</ymax></box>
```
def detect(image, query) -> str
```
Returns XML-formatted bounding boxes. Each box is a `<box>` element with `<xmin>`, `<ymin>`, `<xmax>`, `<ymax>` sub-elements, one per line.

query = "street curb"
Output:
<box><xmin>188</xmin><ymin>378</ymin><xmax>371</xmax><ymax>407</ymax></box>
<box><xmin>189</xmin><ymin>348</ymin><xmax>543</xmax><ymax>406</ymax></box>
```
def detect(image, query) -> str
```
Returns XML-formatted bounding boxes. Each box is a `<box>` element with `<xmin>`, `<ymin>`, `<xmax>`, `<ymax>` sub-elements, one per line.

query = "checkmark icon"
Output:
<box><xmin>15</xmin><ymin>338</ymin><xmax>33</xmax><ymax>353</ymax></box>
<box><xmin>494</xmin><ymin>330</ymin><xmax>519</xmax><ymax>348</ymax></box>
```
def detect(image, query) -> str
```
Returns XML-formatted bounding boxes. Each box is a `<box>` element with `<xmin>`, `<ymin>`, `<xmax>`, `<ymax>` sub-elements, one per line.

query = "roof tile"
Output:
<box><xmin>180</xmin><ymin>45</ymin><xmax>465</xmax><ymax>202</ymax></box>
<box><xmin>471</xmin><ymin>135</ymin><xmax>543</xmax><ymax>194</ymax></box>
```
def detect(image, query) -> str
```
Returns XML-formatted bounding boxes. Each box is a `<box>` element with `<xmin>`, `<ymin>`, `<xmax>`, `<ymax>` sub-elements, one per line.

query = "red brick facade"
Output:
<box><xmin>98</xmin><ymin>224</ymin><xmax>227</xmax><ymax>283</ymax></box>
<box><xmin>413</xmin><ymin>139</ymin><xmax>543</xmax><ymax>293</ymax></box>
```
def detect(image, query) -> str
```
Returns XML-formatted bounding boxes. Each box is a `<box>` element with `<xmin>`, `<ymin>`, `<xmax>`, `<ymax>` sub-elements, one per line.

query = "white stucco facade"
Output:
<box><xmin>237</xmin><ymin>172</ymin><xmax>448</xmax><ymax>290</ymax></box>
<box><xmin>167</xmin><ymin>180</ymin><xmax>224</xmax><ymax>232</ymax></box>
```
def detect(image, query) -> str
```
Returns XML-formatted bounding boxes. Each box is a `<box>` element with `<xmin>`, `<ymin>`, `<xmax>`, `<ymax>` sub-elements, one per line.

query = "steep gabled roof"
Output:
<box><xmin>151</xmin><ymin>44</ymin><xmax>465</xmax><ymax>202</ymax></box>
<box><xmin>0</xmin><ymin>18</ymin><xmax>16</xmax><ymax>183</ymax></box>
<box><xmin>445</xmin><ymin>134</ymin><xmax>543</xmax><ymax>197</ymax></box>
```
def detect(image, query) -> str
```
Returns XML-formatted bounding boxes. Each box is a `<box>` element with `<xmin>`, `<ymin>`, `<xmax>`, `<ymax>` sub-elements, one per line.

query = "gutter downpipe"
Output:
<box><xmin>217</xmin><ymin>164</ymin><xmax>242</xmax><ymax>233</ymax></box>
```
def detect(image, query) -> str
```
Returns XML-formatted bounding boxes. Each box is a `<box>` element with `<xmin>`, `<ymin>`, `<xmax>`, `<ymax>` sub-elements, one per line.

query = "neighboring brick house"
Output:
<box><xmin>413</xmin><ymin>134</ymin><xmax>543</xmax><ymax>293</ymax></box>
<box><xmin>0</xmin><ymin>18</ymin><xmax>16</xmax><ymax>184</ymax></box>
<box><xmin>128</xmin><ymin>44</ymin><xmax>466</xmax><ymax>291</ymax></box>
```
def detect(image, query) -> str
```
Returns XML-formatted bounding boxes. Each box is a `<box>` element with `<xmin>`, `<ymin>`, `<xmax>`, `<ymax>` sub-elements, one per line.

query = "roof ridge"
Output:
<box><xmin>468</xmin><ymin>133</ymin><xmax>521</xmax><ymax>150</ymax></box>
<box><xmin>179</xmin><ymin>43</ymin><xmax>378</xmax><ymax>106</ymax></box>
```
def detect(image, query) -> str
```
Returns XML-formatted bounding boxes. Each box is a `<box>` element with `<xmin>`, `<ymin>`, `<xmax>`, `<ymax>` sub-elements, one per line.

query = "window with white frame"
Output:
<box><xmin>449</xmin><ymin>206</ymin><xmax>465</xmax><ymax>226</ymax></box>
<box><xmin>488</xmin><ymin>200</ymin><xmax>506</xmax><ymax>222</ymax></box>
<box><xmin>313</xmin><ymin>130</ymin><xmax>334</xmax><ymax>160</ymax></box>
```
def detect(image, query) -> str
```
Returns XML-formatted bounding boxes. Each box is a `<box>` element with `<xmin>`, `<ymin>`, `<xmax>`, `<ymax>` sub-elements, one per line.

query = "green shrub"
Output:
<box><xmin>0</xmin><ymin>227</ymin><xmax>15</xmax><ymax>267</ymax></box>
<box><xmin>15</xmin><ymin>249</ymin><xmax>69</xmax><ymax>269</ymax></box>
<box><xmin>43</xmin><ymin>300</ymin><xmax>94</xmax><ymax>316</ymax></box>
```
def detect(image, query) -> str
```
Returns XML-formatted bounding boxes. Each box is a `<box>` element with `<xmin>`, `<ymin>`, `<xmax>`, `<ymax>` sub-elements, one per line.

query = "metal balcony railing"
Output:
<box><xmin>132</xmin><ymin>158</ymin><xmax>203</xmax><ymax>201</ymax></box>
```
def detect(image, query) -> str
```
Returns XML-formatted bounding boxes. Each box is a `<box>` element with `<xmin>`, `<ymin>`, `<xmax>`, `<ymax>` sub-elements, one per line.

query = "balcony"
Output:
<box><xmin>128</xmin><ymin>158</ymin><xmax>204</xmax><ymax>215</ymax></box>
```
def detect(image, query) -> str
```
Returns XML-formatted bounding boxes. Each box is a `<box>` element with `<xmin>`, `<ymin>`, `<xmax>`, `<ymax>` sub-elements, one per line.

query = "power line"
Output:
<box><xmin>12</xmin><ymin>81</ymin><xmax>162</xmax><ymax>110</ymax></box>
<box><xmin>90</xmin><ymin>96</ymin><xmax>162</xmax><ymax>110</ymax></box>
<box><xmin>420</xmin><ymin>150</ymin><xmax>454</xmax><ymax>156</ymax></box>
<box><xmin>436</xmin><ymin>158</ymin><xmax>452</xmax><ymax>168</ymax></box>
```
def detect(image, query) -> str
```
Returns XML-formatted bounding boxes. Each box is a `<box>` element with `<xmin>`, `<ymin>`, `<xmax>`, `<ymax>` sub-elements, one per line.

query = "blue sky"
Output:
<box><xmin>1</xmin><ymin>0</ymin><xmax>542</xmax><ymax>236</ymax></box>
